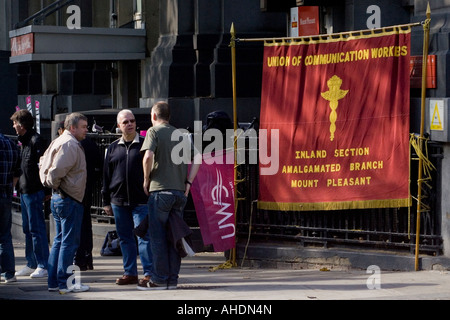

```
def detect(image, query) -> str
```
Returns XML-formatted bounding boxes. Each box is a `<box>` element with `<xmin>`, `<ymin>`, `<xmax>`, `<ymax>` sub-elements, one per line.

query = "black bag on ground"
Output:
<box><xmin>100</xmin><ymin>230</ymin><xmax>122</xmax><ymax>256</ymax></box>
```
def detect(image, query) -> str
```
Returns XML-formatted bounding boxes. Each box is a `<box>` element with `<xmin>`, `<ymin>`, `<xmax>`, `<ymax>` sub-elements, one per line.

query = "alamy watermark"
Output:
<box><xmin>170</xmin><ymin>121</ymin><xmax>279</xmax><ymax>176</ymax></box>
<box><xmin>66</xmin><ymin>5</ymin><xmax>81</xmax><ymax>29</ymax></box>
<box><xmin>366</xmin><ymin>265</ymin><xmax>381</xmax><ymax>290</ymax></box>
<box><xmin>66</xmin><ymin>265</ymin><xmax>81</xmax><ymax>290</ymax></box>
<box><xmin>66</xmin><ymin>5</ymin><xmax>382</xmax><ymax>31</ymax></box>
<box><xmin>366</xmin><ymin>5</ymin><xmax>381</xmax><ymax>29</ymax></box>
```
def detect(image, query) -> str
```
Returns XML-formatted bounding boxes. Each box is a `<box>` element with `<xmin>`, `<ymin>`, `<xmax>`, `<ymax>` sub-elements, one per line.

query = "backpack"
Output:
<box><xmin>201</xmin><ymin>111</ymin><xmax>233</xmax><ymax>152</ymax></box>
<box><xmin>202</xmin><ymin>110</ymin><xmax>233</xmax><ymax>134</ymax></box>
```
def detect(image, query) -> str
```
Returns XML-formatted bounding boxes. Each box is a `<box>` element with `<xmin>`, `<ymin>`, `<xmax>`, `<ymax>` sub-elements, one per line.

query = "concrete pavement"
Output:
<box><xmin>1</xmin><ymin>242</ymin><xmax>450</xmax><ymax>302</ymax></box>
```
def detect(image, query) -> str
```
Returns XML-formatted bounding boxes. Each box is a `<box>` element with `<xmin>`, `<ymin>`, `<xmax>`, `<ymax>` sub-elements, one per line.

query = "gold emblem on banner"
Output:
<box><xmin>321</xmin><ymin>75</ymin><xmax>349</xmax><ymax>141</ymax></box>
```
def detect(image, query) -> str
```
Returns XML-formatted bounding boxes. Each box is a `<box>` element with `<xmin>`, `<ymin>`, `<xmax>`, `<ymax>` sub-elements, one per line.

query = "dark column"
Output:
<box><xmin>0</xmin><ymin>51</ymin><xmax>18</xmax><ymax>135</ymax></box>
<box><xmin>193</xmin><ymin>0</ymin><xmax>222</xmax><ymax>97</ymax></box>
<box><xmin>146</xmin><ymin>0</ymin><xmax>196</xmax><ymax>98</ymax></box>
<box><xmin>211</xmin><ymin>0</ymin><xmax>286</xmax><ymax>98</ymax></box>
<box><xmin>146</xmin><ymin>0</ymin><xmax>286</xmax><ymax>100</ymax></box>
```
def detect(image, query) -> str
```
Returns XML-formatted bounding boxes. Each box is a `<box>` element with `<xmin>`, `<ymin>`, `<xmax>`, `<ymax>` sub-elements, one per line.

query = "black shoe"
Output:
<box><xmin>78</xmin><ymin>265</ymin><xmax>88</xmax><ymax>271</ymax></box>
<box><xmin>74</xmin><ymin>263</ymin><xmax>93</xmax><ymax>271</ymax></box>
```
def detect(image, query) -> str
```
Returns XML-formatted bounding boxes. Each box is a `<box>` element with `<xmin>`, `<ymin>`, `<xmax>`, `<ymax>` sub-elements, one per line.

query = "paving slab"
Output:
<box><xmin>1</xmin><ymin>243</ymin><xmax>450</xmax><ymax>303</ymax></box>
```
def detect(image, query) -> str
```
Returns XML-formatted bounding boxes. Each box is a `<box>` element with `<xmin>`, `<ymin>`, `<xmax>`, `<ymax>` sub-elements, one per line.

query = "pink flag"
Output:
<box><xmin>190</xmin><ymin>150</ymin><xmax>235</xmax><ymax>252</ymax></box>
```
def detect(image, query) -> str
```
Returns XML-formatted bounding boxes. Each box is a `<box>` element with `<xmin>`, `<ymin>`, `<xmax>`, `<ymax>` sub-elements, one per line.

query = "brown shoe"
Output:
<box><xmin>116</xmin><ymin>275</ymin><xmax>138</xmax><ymax>285</ymax></box>
<box><xmin>138</xmin><ymin>275</ymin><xmax>151</xmax><ymax>286</ymax></box>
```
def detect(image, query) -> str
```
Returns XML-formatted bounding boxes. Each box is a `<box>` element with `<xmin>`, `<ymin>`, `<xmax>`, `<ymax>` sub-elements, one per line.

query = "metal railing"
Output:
<box><xmin>7</xmin><ymin>132</ymin><xmax>443</xmax><ymax>255</ymax></box>
<box><xmin>87</xmin><ymin>133</ymin><xmax>120</xmax><ymax>223</ymax></box>
<box><xmin>235</xmin><ymin>140</ymin><xmax>443</xmax><ymax>256</ymax></box>
<box><xmin>14</xmin><ymin>0</ymin><xmax>75</xmax><ymax>29</ymax></box>
<box><xmin>5</xmin><ymin>135</ymin><xmax>21</xmax><ymax>211</ymax></box>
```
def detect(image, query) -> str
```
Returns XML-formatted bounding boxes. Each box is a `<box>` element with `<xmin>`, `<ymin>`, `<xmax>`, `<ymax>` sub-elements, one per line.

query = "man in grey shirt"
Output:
<box><xmin>139</xmin><ymin>101</ymin><xmax>201</xmax><ymax>290</ymax></box>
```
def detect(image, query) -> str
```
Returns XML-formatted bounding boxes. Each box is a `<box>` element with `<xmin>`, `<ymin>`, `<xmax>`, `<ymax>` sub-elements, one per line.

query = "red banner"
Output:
<box><xmin>258</xmin><ymin>28</ymin><xmax>411</xmax><ymax>211</ymax></box>
<box><xmin>190</xmin><ymin>150</ymin><xmax>235</xmax><ymax>252</ymax></box>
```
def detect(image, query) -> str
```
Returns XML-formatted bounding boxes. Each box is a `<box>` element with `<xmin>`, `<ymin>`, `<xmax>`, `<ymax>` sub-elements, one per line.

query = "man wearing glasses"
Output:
<box><xmin>101</xmin><ymin>109</ymin><xmax>152</xmax><ymax>286</ymax></box>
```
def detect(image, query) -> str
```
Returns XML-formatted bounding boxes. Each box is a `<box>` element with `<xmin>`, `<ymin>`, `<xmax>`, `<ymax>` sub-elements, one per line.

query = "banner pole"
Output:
<box><xmin>230</xmin><ymin>22</ymin><xmax>238</xmax><ymax>267</ymax></box>
<box><xmin>415</xmin><ymin>2</ymin><xmax>431</xmax><ymax>271</ymax></box>
<box><xmin>237</xmin><ymin>22</ymin><xmax>421</xmax><ymax>43</ymax></box>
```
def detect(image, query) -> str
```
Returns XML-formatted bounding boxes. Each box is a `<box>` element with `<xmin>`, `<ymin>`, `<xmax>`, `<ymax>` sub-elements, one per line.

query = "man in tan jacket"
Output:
<box><xmin>39</xmin><ymin>112</ymin><xmax>89</xmax><ymax>294</ymax></box>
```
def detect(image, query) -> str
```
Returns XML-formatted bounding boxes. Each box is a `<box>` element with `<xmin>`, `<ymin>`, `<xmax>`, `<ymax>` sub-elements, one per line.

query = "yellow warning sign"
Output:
<box><xmin>430</xmin><ymin>100</ymin><xmax>444</xmax><ymax>131</ymax></box>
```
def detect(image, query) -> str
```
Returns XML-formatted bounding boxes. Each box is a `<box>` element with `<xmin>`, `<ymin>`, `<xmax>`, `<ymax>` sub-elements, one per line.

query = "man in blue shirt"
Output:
<box><xmin>0</xmin><ymin>133</ymin><xmax>21</xmax><ymax>283</ymax></box>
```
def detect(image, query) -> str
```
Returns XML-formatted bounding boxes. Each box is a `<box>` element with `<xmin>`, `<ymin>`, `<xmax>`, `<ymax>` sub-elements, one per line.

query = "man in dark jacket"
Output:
<box><xmin>10</xmin><ymin>109</ymin><xmax>49</xmax><ymax>278</ymax></box>
<box><xmin>102</xmin><ymin>109</ymin><xmax>152</xmax><ymax>286</ymax></box>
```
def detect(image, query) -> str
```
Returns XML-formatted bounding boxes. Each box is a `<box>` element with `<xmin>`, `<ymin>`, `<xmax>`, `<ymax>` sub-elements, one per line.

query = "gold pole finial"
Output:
<box><xmin>230</xmin><ymin>23</ymin><xmax>236</xmax><ymax>49</ymax></box>
<box><xmin>426</xmin><ymin>2</ymin><xmax>431</xmax><ymax>19</ymax></box>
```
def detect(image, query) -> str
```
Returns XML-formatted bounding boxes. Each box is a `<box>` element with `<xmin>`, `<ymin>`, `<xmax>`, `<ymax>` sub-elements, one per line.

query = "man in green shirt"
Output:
<box><xmin>139</xmin><ymin>101</ymin><xmax>201</xmax><ymax>290</ymax></box>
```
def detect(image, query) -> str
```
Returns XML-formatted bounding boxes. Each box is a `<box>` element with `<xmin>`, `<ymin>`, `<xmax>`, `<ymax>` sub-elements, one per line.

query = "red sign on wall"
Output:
<box><xmin>410</xmin><ymin>55</ymin><xmax>436</xmax><ymax>88</ymax></box>
<box><xmin>291</xmin><ymin>6</ymin><xmax>320</xmax><ymax>37</ymax></box>
<box><xmin>298</xmin><ymin>6</ymin><xmax>319</xmax><ymax>36</ymax></box>
<box><xmin>11</xmin><ymin>33</ymin><xmax>34</xmax><ymax>57</ymax></box>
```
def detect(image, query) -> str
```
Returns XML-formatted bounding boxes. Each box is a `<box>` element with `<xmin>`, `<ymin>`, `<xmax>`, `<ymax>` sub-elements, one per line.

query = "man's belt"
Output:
<box><xmin>52</xmin><ymin>188</ymin><xmax>82</xmax><ymax>204</ymax></box>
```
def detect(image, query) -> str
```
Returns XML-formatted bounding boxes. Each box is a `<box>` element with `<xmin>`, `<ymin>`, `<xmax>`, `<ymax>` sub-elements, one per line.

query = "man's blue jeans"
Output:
<box><xmin>111</xmin><ymin>204</ymin><xmax>152</xmax><ymax>277</ymax></box>
<box><xmin>0</xmin><ymin>192</ymin><xmax>15</xmax><ymax>279</ymax></box>
<box><xmin>20</xmin><ymin>190</ymin><xmax>49</xmax><ymax>269</ymax></box>
<box><xmin>48</xmin><ymin>194</ymin><xmax>83</xmax><ymax>289</ymax></box>
<box><xmin>148</xmin><ymin>190</ymin><xmax>187</xmax><ymax>287</ymax></box>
